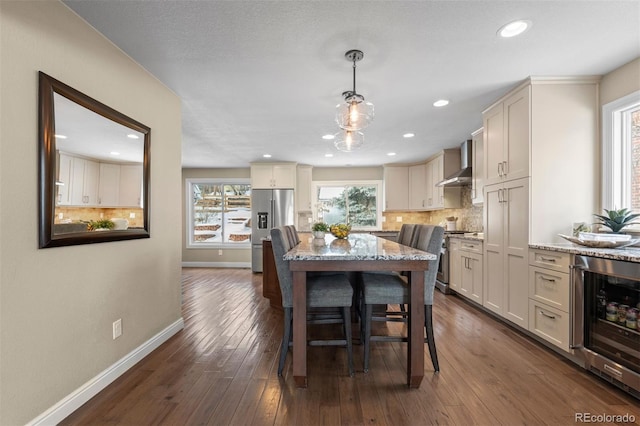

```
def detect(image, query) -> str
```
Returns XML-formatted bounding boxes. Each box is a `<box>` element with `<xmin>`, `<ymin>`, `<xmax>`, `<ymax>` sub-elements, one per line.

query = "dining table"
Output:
<box><xmin>283</xmin><ymin>232</ymin><xmax>437</xmax><ymax>388</ymax></box>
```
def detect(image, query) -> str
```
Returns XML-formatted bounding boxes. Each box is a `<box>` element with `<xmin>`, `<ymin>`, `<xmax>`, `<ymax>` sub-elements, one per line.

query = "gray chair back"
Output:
<box><xmin>397</xmin><ymin>223</ymin><xmax>418</xmax><ymax>246</ymax></box>
<box><xmin>412</xmin><ymin>225</ymin><xmax>444</xmax><ymax>305</ymax></box>
<box><xmin>270</xmin><ymin>227</ymin><xmax>294</xmax><ymax>308</ymax></box>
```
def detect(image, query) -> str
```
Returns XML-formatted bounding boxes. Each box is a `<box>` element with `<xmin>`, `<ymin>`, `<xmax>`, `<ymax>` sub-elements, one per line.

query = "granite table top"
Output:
<box><xmin>284</xmin><ymin>232</ymin><xmax>437</xmax><ymax>262</ymax></box>
<box><xmin>530</xmin><ymin>243</ymin><xmax>640</xmax><ymax>263</ymax></box>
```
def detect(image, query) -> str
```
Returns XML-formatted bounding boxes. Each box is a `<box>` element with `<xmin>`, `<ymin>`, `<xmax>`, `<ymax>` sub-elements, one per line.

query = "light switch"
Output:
<box><xmin>129</xmin><ymin>212</ymin><xmax>136</xmax><ymax>219</ymax></box>
<box><xmin>396</xmin><ymin>216</ymin><xmax>403</xmax><ymax>223</ymax></box>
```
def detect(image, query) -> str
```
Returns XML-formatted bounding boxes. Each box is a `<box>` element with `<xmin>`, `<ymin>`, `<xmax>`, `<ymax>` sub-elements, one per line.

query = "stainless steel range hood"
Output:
<box><xmin>436</xmin><ymin>140</ymin><xmax>472</xmax><ymax>187</ymax></box>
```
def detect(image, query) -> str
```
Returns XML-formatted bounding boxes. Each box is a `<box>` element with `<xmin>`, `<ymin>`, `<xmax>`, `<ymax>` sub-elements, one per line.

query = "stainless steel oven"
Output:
<box><xmin>572</xmin><ymin>255</ymin><xmax>640</xmax><ymax>399</ymax></box>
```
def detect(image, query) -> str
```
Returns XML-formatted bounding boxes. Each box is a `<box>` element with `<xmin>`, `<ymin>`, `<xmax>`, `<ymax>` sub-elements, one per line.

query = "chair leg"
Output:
<box><xmin>278</xmin><ymin>307</ymin><xmax>292</xmax><ymax>376</ymax></box>
<box><xmin>425</xmin><ymin>305</ymin><xmax>439</xmax><ymax>372</ymax></box>
<box><xmin>363</xmin><ymin>303</ymin><xmax>373</xmax><ymax>373</ymax></box>
<box><xmin>342</xmin><ymin>307</ymin><xmax>355</xmax><ymax>377</ymax></box>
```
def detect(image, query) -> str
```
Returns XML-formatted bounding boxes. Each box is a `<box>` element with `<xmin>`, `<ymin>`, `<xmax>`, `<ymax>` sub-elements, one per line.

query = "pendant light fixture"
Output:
<box><xmin>334</xmin><ymin>130</ymin><xmax>365</xmax><ymax>152</ymax></box>
<box><xmin>335</xmin><ymin>49</ymin><xmax>374</xmax><ymax>132</ymax></box>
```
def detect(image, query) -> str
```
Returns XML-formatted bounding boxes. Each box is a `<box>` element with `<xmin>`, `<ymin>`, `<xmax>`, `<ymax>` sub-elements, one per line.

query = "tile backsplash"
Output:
<box><xmin>382</xmin><ymin>186</ymin><xmax>483</xmax><ymax>232</ymax></box>
<box><xmin>55</xmin><ymin>206</ymin><xmax>144</xmax><ymax>228</ymax></box>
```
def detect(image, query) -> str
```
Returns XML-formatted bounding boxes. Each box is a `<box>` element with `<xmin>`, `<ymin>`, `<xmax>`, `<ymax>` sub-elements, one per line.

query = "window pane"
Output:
<box><xmin>223</xmin><ymin>184</ymin><xmax>252</xmax><ymax>243</ymax></box>
<box><xmin>631</xmin><ymin>107</ymin><xmax>640</xmax><ymax>212</ymax></box>
<box><xmin>192</xmin><ymin>184</ymin><xmax>223</xmax><ymax>243</ymax></box>
<box><xmin>316</xmin><ymin>184</ymin><xmax>378</xmax><ymax>228</ymax></box>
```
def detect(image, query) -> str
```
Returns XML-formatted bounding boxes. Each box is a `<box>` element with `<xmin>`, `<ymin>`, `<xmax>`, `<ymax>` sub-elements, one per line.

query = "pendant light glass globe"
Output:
<box><xmin>334</xmin><ymin>130</ymin><xmax>364</xmax><ymax>152</ymax></box>
<box><xmin>336</xmin><ymin>98</ymin><xmax>374</xmax><ymax>131</ymax></box>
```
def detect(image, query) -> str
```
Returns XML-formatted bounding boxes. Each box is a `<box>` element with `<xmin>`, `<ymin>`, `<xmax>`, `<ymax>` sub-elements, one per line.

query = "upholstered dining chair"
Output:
<box><xmin>360</xmin><ymin>224</ymin><xmax>444</xmax><ymax>373</ymax></box>
<box><xmin>270</xmin><ymin>227</ymin><xmax>355</xmax><ymax>377</ymax></box>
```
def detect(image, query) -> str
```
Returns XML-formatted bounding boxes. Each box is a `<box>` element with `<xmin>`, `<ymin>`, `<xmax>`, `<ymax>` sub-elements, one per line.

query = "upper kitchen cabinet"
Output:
<box><xmin>296</xmin><ymin>165</ymin><xmax>313</xmax><ymax>212</ymax></box>
<box><xmin>483</xmin><ymin>85</ymin><xmax>529</xmax><ymax>187</ymax></box>
<box><xmin>471</xmin><ymin>128</ymin><xmax>484</xmax><ymax>205</ymax></box>
<box><xmin>119</xmin><ymin>164</ymin><xmax>144</xmax><ymax>207</ymax></box>
<box><xmin>383</xmin><ymin>165</ymin><xmax>409</xmax><ymax>211</ymax></box>
<box><xmin>408</xmin><ymin>163</ymin><xmax>427</xmax><ymax>210</ymax></box>
<box><xmin>251</xmin><ymin>163</ymin><xmax>297</xmax><ymax>189</ymax></box>
<box><xmin>429</xmin><ymin>149</ymin><xmax>461</xmax><ymax>210</ymax></box>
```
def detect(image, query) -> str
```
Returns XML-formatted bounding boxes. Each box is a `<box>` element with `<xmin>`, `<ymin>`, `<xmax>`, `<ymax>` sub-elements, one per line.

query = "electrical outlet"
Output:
<box><xmin>218</xmin><ymin>249</ymin><xmax>223</xmax><ymax>256</ymax></box>
<box><xmin>100</xmin><ymin>212</ymin><xmax>104</xmax><ymax>218</ymax></box>
<box><xmin>58</xmin><ymin>213</ymin><xmax>63</xmax><ymax>219</ymax></box>
<box><xmin>307</xmin><ymin>217</ymin><xmax>313</xmax><ymax>223</ymax></box>
<box><xmin>396</xmin><ymin>216</ymin><xmax>403</xmax><ymax>223</ymax></box>
<box><xmin>382</xmin><ymin>216</ymin><xmax>386</xmax><ymax>222</ymax></box>
<box><xmin>112</xmin><ymin>319</ymin><xmax>122</xmax><ymax>340</ymax></box>
<box><xmin>129</xmin><ymin>212</ymin><xmax>136</xmax><ymax>219</ymax></box>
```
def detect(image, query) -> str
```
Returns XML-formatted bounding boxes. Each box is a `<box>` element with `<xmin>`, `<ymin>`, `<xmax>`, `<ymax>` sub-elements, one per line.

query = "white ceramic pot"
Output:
<box><xmin>312</xmin><ymin>231</ymin><xmax>326</xmax><ymax>239</ymax></box>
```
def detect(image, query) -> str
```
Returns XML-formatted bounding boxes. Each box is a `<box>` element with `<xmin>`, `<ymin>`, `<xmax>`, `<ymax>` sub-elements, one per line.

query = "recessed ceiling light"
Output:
<box><xmin>433</xmin><ymin>99</ymin><xmax>449</xmax><ymax>107</ymax></box>
<box><xmin>498</xmin><ymin>20</ymin><xmax>531</xmax><ymax>38</ymax></box>
<box><xmin>322</xmin><ymin>134</ymin><xmax>335</xmax><ymax>140</ymax></box>
<box><xmin>387</xmin><ymin>152</ymin><xmax>397</xmax><ymax>156</ymax></box>
<box><xmin>403</xmin><ymin>133</ymin><xmax>415</xmax><ymax>138</ymax></box>
<box><xmin>325</xmin><ymin>153</ymin><xmax>334</xmax><ymax>158</ymax></box>
<box><xmin>263</xmin><ymin>154</ymin><xmax>272</xmax><ymax>158</ymax></box>
<box><xmin>54</xmin><ymin>134</ymin><xmax>67</xmax><ymax>139</ymax></box>
<box><xmin>110</xmin><ymin>151</ymin><xmax>120</xmax><ymax>156</ymax></box>
<box><xmin>127</xmin><ymin>134</ymin><xmax>140</xmax><ymax>139</ymax></box>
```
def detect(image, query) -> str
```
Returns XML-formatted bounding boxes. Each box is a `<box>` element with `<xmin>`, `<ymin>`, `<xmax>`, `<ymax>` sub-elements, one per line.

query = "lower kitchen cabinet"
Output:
<box><xmin>528</xmin><ymin>248</ymin><xmax>571</xmax><ymax>352</ymax></box>
<box><xmin>449</xmin><ymin>238</ymin><xmax>483</xmax><ymax>304</ymax></box>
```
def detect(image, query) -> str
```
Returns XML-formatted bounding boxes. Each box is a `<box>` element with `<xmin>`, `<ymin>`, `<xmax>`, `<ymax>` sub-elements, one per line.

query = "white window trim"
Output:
<box><xmin>602</xmin><ymin>89</ymin><xmax>640</xmax><ymax>211</ymax></box>
<box><xmin>311</xmin><ymin>180</ymin><xmax>383</xmax><ymax>231</ymax></box>
<box><xmin>185</xmin><ymin>177</ymin><xmax>251</xmax><ymax>249</ymax></box>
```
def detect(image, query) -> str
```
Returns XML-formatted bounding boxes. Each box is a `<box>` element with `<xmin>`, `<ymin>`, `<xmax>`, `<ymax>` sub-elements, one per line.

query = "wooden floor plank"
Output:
<box><xmin>60</xmin><ymin>267</ymin><xmax>640</xmax><ymax>426</ymax></box>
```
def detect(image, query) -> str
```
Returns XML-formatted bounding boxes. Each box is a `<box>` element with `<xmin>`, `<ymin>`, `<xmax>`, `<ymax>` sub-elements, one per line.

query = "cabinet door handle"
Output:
<box><xmin>497</xmin><ymin>162</ymin><xmax>502</xmax><ymax>177</ymax></box>
<box><xmin>539</xmin><ymin>310</ymin><xmax>556</xmax><ymax>320</ymax></box>
<box><xmin>539</xmin><ymin>256</ymin><xmax>556</xmax><ymax>262</ymax></box>
<box><xmin>540</xmin><ymin>275</ymin><xmax>556</xmax><ymax>283</ymax></box>
<box><xmin>502</xmin><ymin>161</ymin><xmax>508</xmax><ymax>176</ymax></box>
<box><xmin>497</xmin><ymin>188</ymin><xmax>503</xmax><ymax>203</ymax></box>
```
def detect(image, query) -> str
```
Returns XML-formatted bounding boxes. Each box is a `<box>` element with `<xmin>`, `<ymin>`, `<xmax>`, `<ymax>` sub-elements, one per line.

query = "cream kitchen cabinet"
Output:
<box><xmin>483</xmin><ymin>177</ymin><xmax>529</xmax><ymax>328</ymax></box>
<box><xmin>98</xmin><ymin>163</ymin><xmax>120</xmax><ymax>206</ymax></box>
<box><xmin>471</xmin><ymin>128</ymin><xmax>484</xmax><ymax>205</ymax></box>
<box><xmin>251</xmin><ymin>163</ymin><xmax>296</xmax><ymax>189</ymax></box>
<box><xmin>69</xmin><ymin>156</ymin><xmax>99</xmax><ymax>206</ymax></box>
<box><xmin>383</xmin><ymin>165</ymin><xmax>409</xmax><ymax>211</ymax></box>
<box><xmin>119</xmin><ymin>164</ymin><xmax>143</xmax><ymax>207</ymax></box>
<box><xmin>426</xmin><ymin>150</ymin><xmax>461</xmax><ymax>210</ymax></box>
<box><xmin>448</xmin><ymin>238</ymin><xmax>461</xmax><ymax>292</ymax></box>
<box><xmin>528</xmin><ymin>249</ymin><xmax>571</xmax><ymax>352</ymax></box>
<box><xmin>408</xmin><ymin>163</ymin><xmax>427</xmax><ymax>210</ymax></box>
<box><xmin>458</xmin><ymin>239</ymin><xmax>483</xmax><ymax>304</ymax></box>
<box><xmin>296</xmin><ymin>165</ymin><xmax>313</xmax><ymax>212</ymax></box>
<box><xmin>483</xmin><ymin>85</ymin><xmax>529</xmax><ymax>187</ymax></box>
<box><xmin>57</xmin><ymin>152</ymin><xmax>73</xmax><ymax>205</ymax></box>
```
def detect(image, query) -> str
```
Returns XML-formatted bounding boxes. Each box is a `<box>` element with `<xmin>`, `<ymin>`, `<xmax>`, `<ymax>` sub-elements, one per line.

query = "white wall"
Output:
<box><xmin>0</xmin><ymin>2</ymin><xmax>182</xmax><ymax>424</ymax></box>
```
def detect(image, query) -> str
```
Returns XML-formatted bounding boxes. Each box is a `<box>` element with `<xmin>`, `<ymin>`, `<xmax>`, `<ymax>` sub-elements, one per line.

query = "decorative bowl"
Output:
<box><xmin>558</xmin><ymin>234</ymin><xmax>640</xmax><ymax>249</ymax></box>
<box><xmin>330</xmin><ymin>223</ymin><xmax>351</xmax><ymax>239</ymax></box>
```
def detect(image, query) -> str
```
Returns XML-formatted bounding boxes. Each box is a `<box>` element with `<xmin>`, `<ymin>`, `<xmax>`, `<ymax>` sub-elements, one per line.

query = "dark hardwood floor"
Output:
<box><xmin>62</xmin><ymin>268</ymin><xmax>640</xmax><ymax>425</ymax></box>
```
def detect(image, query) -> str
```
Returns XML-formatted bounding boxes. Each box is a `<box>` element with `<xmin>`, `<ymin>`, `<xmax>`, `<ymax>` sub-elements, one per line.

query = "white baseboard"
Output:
<box><xmin>181</xmin><ymin>261</ymin><xmax>251</xmax><ymax>268</ymax></box>
<box><xmin>28</xmin><ymin>318</ymin><xmax>184</xmax><ymax>426</ymax></box>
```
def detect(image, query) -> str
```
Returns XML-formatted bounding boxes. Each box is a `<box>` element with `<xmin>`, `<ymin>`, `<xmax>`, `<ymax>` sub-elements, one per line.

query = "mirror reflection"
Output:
<box><xmin>39</xmin><ymin>72</ymin><xmax>150</xmax><ymax>248</ymax></box>
<box><xmin>53</xmin><ymin>93</ymin><xmax>144</xmax><ymax>234</ymax></box>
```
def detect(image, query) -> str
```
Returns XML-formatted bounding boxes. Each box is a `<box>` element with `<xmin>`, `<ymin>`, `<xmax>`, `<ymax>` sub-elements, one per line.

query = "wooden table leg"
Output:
<box><xmin>408</xmin><ymin>270</ymin><xmax>425</xmax><ymax>388</ymax></box>
<box><xmin>292</xmin><ymin>270</ymin><xmax>307</xmax><ymax>387</ymax></box>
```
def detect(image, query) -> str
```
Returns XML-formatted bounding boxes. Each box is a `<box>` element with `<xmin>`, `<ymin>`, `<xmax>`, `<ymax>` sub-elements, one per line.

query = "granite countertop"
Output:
<box><xmin>530</xmin><ymin>243</ymin><xmax>640</xmax><ymax>263</ymax></box>
<box><xmin>285</xmin><ymin>232</ymin><xmax>436</xmax><ymax>261</ymax></box>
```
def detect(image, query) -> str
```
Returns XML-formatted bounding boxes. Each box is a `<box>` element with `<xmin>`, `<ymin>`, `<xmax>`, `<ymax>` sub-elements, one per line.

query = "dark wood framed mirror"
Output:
<box><xmin>39</xmin><ymin>72</ymin><xmax>151</xmax><ymax>248</ymax></box>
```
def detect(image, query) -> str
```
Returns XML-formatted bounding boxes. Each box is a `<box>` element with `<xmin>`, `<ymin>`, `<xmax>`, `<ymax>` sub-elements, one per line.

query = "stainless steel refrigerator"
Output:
<box><xmin>251</xmin><ymin>188</ymin><xmax>295</xmax><ymax>272</ymax></box>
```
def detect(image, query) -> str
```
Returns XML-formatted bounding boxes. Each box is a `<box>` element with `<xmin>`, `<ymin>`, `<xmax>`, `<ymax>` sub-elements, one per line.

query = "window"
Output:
<box><xmin>602</xmin><ymin>90</ymin><xmax>640</xmax><ymax>213</ymax></box>
<box><xmin>313</xmin><ymin>181</ymin><xmax>382</xmax><ymax>230</ymax></box>
<box><xmin>186</xmin><ymin>179</ymin><xmax>251</xmax><ymax>248</ymax></box>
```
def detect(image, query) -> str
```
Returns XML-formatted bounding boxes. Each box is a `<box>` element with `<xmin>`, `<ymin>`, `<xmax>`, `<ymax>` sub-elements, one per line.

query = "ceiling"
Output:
<box><xmin>62</xmin><ymin>1</ymin><xmax>640</xmax><ymax>169</ymax></box>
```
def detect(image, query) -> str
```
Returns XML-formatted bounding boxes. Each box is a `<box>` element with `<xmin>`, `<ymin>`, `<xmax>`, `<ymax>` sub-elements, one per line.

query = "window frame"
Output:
<box><xmin>311</xmin><ymin>180</ymin><xmax>383</xmax><ymax>231</ymax></box>
<box><xmin>602</xmin><ymin>90</ymin><xmax>640</xmax><ymax>211</ymax></box>
<box><xmin>185</xmin><ymin>177</ymin><xmax>251</xmax><ymax>249</ymax></box>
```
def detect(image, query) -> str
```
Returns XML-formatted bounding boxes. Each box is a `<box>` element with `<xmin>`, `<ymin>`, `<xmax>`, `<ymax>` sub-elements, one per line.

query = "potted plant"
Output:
<box><xmin>593</xmin><ymin>208</ymin><xmax>639</xmax><ymax>234</ymax></box>
<box><xmin>87</xmin><ymin>219</ymin><xmax>115</xmax><ymax>231</ymax></box>
<box><xmin>311</xmin><ymin>222</ymin><xmax>329</xmax><ymax>239</ymax></box>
